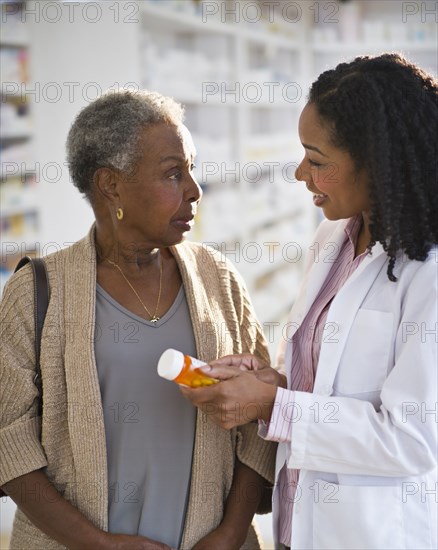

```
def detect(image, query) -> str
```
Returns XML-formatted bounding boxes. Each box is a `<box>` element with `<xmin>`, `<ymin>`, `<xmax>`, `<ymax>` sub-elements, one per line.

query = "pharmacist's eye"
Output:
<box><xmin>309</xmin><ymin>159</ymin><xmax>322</xmax><ymax>168</ymax></box>
<box><xmin>190</xmin><ymin>163</ymin><xmax>196</xmax><ymax>171</ymax></box>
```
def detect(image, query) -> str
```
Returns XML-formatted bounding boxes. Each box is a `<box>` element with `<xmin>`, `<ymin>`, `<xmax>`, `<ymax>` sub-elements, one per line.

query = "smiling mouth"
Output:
<box><xmin>312</xmin><ymin>192</ymin><xmax>328</xmax><ymax>207</ymax></box>
<box><xmin>306</xmin><ymin>183</ymin><xmax>326</xmax><ymax>197</ymax></box>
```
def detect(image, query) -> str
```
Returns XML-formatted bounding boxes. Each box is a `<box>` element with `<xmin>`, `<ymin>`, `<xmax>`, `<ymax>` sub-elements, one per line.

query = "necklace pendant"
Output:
<box><xmin>150</xmin><ymin>316</ymin><xmax>160</xmax><ymax>324</ymax></box>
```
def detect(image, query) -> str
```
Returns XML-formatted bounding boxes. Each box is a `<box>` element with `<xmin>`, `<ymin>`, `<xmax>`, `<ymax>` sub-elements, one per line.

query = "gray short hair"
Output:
<box><xmin>66</xmin><ymin>89</ymin><xmax>185</xmax><ymax>201</ymax></box>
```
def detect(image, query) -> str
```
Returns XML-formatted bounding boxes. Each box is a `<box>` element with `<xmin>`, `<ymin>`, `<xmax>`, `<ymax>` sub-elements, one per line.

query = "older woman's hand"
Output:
<box><xmin>208</xmin><ymin>353</ymin><xmax>287</xmax><ymax>388</ymax></box>
<box><xmin>180</xmin><ymin>364</ymin><xmax>278</xmax><ymax>429</ymax></box>
<box><xmin>100</xmin><ymin>533</ymin><xmax>172</xmax><ymax>550</ymax></box>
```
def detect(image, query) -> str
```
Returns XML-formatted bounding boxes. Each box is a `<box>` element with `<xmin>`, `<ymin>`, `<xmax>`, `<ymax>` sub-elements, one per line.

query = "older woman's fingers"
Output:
<box><xmin>179</xmin><ymin>382</ymin><xmax>224</xmax><ymax>411</ymax></box>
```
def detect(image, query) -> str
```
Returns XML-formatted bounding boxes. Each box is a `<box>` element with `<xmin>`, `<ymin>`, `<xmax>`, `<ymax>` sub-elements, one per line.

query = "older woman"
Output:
<box><xmin>0</xmin><ymin>90</ymin><xmax>276</xmax><ymax>549</ymax></box>
<box><xmin>182</xmin><ymin>53</ymin><xmax>438</xmax><ymax>549</ymax></box>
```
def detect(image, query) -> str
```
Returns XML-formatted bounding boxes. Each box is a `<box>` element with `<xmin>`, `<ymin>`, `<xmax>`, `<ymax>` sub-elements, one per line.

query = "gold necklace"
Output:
<box><xmin>106</xmin><ymin>254</ymin><xmax>163</xmax><ymax>323</ymax></box>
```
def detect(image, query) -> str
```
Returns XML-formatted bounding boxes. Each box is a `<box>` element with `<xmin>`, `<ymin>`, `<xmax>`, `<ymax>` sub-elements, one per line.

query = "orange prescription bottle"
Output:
<box><xmin>157</xmin><ymin>348</ymin><xmax>218</xmax><ymax>388</ymax></box>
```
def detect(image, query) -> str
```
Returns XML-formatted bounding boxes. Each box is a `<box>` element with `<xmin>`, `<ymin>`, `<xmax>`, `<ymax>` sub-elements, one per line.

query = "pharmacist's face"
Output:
<box><xmin>115</xmin><ymin>123</ymin><xmax>202</xmax><ymax>247</ymax></box>
<box><xmin>295</xmin><ymin>103</ymin><xmax>371</xmax><ymax>221</ymax></box>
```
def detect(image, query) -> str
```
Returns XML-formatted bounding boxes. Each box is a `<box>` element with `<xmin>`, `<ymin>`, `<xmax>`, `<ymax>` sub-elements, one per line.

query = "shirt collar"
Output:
<box><xmin>344</xmin><ymin>215</ymin><xmax>363</xmax><ymax>247</ymax></box>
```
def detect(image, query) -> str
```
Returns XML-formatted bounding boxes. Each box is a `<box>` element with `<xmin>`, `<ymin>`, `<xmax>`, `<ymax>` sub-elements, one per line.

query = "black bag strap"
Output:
<box><xmin>14</xmin><ymin>256</ymin><xmax>50</xmax><ymax>416</ymax></box>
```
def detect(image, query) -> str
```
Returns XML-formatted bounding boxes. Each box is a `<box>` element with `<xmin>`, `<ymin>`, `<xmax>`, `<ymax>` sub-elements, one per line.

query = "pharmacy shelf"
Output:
<box><xmin>1</xmin><ymin>204</ymin><xmax>37</xmax><ymax>217</ymax></box>
<box><xmin>252</xmin><ymin>270</ymin><xmax>301</xmax><ymax>325</ymax></box>
<box><xmin>0</xmin><ymin>39</ymin><xmax>29</xmax><ymax>48</ymax></box>
<box><xmin>1</xmin><ymin>87</ymin><xmax>26</xmax><ymax>98</ymax></box>
<box><xmin>1</xmin><ymin>133</ymin><xmax>31</xmax><ymax>141</ymax></box>
<box><xmin>139</xmin><ymin>0</ymin><xmax>313</xmax><ymax>335</ymax></box>
<box><xmin>0</xmin><ymin>0</ymin><xmax>36</xmax><ymax>284</ymax></box>
<box><xmin>141</xmin><ymin>2</ymin><xmax>303</xmax><ymax>49</ymax></box>
<box><xmin>141</xmin><ymin>2</ymin><xmax>235</xmax><ymax>35</ymax></box>
<box><xmin>244</xmin><ymin>31</ymin><xmax>302</xmax><ymax>50</ymax></box>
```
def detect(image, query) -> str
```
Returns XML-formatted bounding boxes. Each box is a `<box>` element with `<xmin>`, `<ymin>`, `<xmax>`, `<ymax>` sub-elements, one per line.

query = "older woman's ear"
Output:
<box><xmin>93</xmin><ymin>167</ymin><xmax>120</xmax><ymax>204</ymax></box>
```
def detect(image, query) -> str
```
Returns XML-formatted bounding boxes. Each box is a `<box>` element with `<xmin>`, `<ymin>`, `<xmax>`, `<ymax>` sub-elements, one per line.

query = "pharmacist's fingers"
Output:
<box><xmin>208</xmin><ymin>354</ymin><xmax>267</xmax><ymax>371</ymax></box>
<box><xmin>200</xmin><ymin>364</ymin><xmax>243</xmax><ymax>380</ymax></box>
<box><xmin>180</xmin><ymin>370</ymin><xmax>271</xmax><ymax>429</ymax></box>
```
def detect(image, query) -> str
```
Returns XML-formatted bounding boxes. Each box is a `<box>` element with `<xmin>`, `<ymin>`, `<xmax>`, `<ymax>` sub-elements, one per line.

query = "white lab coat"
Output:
<box><xmin>271</xmin><ymin>218</ymin><xmax>437</xmax><ymax>549</ymax></box>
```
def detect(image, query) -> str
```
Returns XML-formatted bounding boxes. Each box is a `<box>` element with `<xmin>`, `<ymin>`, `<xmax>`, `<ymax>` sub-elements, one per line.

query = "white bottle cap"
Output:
<box><xmin>157</xmin><ymin>348</ymin><xmax>184</xmax><ymax>381</ymax></box>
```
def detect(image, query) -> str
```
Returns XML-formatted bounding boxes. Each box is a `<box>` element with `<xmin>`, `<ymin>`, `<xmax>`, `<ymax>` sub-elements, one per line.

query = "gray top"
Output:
<box><xmin>95</xmin><ymin>284</ymin><xmax>197</xmax><ymax>548</ymax></box>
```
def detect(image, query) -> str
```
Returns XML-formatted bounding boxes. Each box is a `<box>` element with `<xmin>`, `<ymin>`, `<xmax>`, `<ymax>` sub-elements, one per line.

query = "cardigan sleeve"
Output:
<box><xmin>227</xmin><ymin>263</ymin><xmax>278</xmax><ymax>512</ymax></box>
<box><xmin>175</xmin><ymin>242</ymin><xmax>278</xmax><ymax>513</ymax></box>
<box><xmin>0</xmin><ymin>265</ymin><xmax>48</xmax><ymax>486</ymax></box>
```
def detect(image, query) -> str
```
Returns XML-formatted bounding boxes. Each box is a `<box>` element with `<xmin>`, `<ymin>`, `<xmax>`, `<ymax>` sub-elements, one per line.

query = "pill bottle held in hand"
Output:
<box><xmin>157</xmin><ymin>348</ymin><xmax>218</xmax><ymax>388</ymax></box>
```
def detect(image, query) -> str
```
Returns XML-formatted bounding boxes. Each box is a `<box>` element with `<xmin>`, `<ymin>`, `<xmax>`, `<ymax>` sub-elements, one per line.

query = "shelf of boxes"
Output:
<box><xmin>139</xmin><ymin>0</ymin><xmax>314</xmax><ymax>326</ymax></box>
<box><xmin>0</xmin><ymin>0</ymin><xmax>29</xmax><ymax>45</ymax></box>
<box><xmin>311</xmin><ymin>0</ymin><xmax>437</xmax><ymax>75</ymax></box>
<box><xmin>139</xmin><ymin>0</ymin><xmax>438</xmax><ymax>330</ymax></box>
<box><xmin>0</xmin><ymin>1</ymin><xmax>38</xmax><ymax>289</ymax></box>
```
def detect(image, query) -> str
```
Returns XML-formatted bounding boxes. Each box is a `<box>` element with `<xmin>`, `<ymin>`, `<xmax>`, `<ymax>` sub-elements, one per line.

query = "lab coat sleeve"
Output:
<box><xmin>288</xmin><ymin>257</ymin><xmax>437</xmax><ymax>477</ymax></box>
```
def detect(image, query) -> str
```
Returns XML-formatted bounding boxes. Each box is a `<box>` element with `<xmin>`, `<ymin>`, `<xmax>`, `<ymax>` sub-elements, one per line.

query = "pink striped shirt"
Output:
<box><xmin>260</xmin><ymin>215</ymin><xmax>368</xmax><ymax>545</ymax></box>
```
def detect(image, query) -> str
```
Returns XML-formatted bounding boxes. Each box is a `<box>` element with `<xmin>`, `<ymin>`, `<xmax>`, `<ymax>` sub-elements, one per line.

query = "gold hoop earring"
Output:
<box><xmin>116</xmin><ymin>208</ymin><xmax>124</xmax><ymax>221</ymax></box>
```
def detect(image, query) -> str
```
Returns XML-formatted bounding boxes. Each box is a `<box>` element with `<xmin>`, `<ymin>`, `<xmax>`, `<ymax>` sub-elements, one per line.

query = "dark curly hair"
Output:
<box><xmin>308</xmin><ymin>53</ymin><xmax>438</xmax><ymax>281</ymax></box>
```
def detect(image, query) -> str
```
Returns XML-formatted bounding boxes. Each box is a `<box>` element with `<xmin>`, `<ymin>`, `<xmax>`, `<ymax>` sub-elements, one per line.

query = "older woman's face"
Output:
<box><xmin>115</xmin><ymin>123</ymin><xmax>202</xmax><ymax>248</ymax></box>
<box><xmin>295</xmin><ymin>103</ymin><xmax>371</xmax><ymax>221</ymax></box>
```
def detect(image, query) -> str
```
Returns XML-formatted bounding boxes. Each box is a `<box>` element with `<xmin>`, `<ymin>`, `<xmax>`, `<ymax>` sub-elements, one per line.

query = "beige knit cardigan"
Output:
<box><xmin>0</xmin><ymin>227</ymin><xmax>276</xmax><ymax>549</ymax></box>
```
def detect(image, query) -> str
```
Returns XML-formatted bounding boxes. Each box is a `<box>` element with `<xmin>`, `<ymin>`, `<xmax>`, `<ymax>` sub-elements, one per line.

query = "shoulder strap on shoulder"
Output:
<box><xmin>14</xmin><ymin>256</ymin><xmax>50</xmax><ymax>414</ymax></box>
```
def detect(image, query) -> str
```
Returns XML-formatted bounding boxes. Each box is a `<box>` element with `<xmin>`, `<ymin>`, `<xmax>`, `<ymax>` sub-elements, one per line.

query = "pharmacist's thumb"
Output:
<box><xmin>200</xmin><ymin>364</ymin><xmax>238</xmax><ymax>381</ymax></box>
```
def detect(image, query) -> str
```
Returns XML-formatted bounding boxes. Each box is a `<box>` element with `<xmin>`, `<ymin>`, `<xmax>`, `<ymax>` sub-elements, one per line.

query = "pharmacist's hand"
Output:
<box><xmin>210</xmin><ymin>353</ymin><xmax>269</xmax><ymax>372</ymax></box>
<box><xmin>210</xmin><ymin>354</ymin><xmax>287</xmax><ymax>388</ymax></box>
<box><xmin>180</xmin><ymin>366</ymin><xmax>277</xmax><ymax>429</ymax></box>
<box><xmin>253</xmin><ymin>365</ymin><xmax>287</xmax><ymax>388</ymax></box>
<box><xmin>101</xmin><ymin>532</ymin><xmax>172</xmax><ymax>550</ymax></box>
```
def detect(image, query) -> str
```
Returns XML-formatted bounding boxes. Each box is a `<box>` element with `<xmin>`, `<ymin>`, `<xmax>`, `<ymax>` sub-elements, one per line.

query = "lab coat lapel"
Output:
<box><xmin>313</xmin><ymin>241</ymin><xmax>388</xmax><ymax>394</ymax></box>
<box><xmin>282</xmin><ymin>220</ymin><xmax>348</xmax><ymax>386</ymax></box>
<box><xmin>291</xmin><ymin>220</ymin><xmax>348</xmax><ymax>325</ymax></box>
<box><xmin>304</xmin><ymin>221</ymin><xmax>349</xmax><ymax>312</ymax></box>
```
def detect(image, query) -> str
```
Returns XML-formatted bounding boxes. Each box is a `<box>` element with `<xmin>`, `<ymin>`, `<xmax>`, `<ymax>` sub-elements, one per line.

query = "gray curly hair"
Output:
<box><xmin>66</xmin><ymin>89</ymin><xmax>185</xmax><ymax>201</ymax></box>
